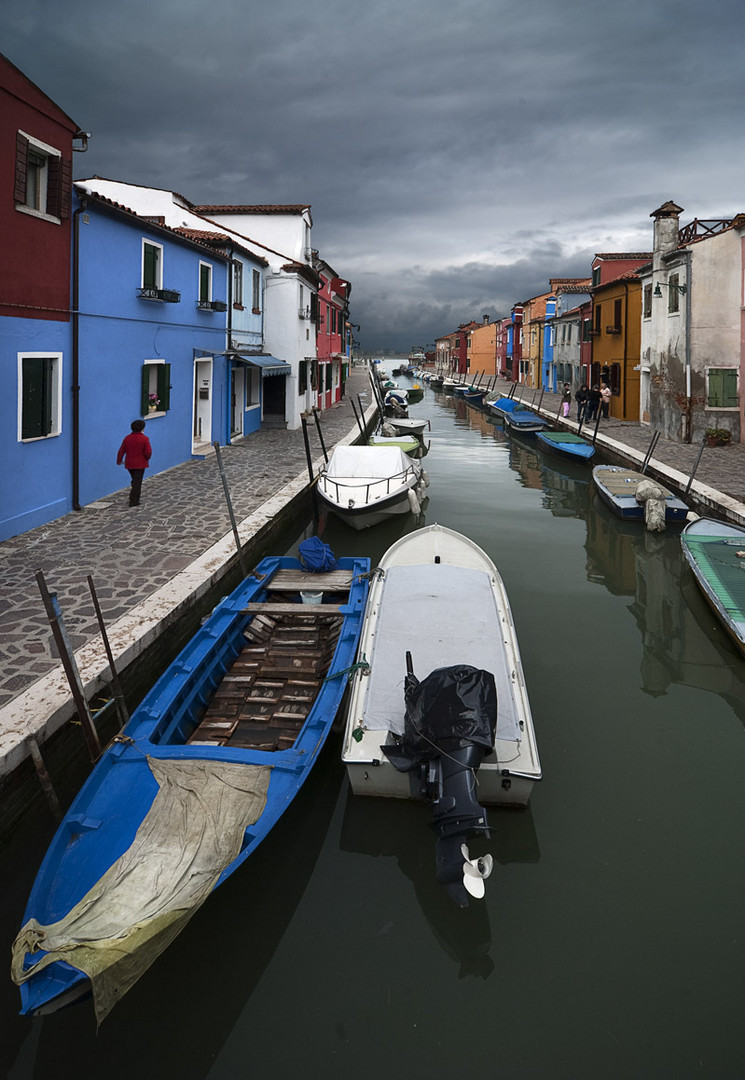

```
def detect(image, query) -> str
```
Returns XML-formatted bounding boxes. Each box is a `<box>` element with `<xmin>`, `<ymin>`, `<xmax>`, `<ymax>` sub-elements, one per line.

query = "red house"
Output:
<box><xmin>315</xmin><ymin>261</ymin><xmax>350</xmax><ymax>409</ymax></box>
<box><xmin>1</xmin><ymin>53</ymin><xmax>87</xmax><ymax>321</ymax></box>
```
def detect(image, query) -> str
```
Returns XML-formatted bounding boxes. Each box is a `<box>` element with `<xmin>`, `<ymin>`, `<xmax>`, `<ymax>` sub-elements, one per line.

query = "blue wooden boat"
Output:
<box><xmin>681</xmin><ymin>517</ymin><xmax>745</xmax><ymax>656</ymax></box>
<box><xmin>462</xmin><ymin>386</ymin><xmax>488</xmax><ymax>404</ymax></box>
<box><xmin>536</xmin><ymin>430</ymin><xmax>595</xmax><ymax>462</ymax></box>
<box><xmin>11</xmin><ymin>556</ymin><xmax>370</xmax><ymax>1021</ymax></box>
<box><xmin>488</xmin><ymin>396</ymin><xmax>546</xmax><ymax>434</ymax></box>
<box><xmin>593</xmin><ymin>465</ymin><xmax>688</xmax><ymax>523</ymax></box>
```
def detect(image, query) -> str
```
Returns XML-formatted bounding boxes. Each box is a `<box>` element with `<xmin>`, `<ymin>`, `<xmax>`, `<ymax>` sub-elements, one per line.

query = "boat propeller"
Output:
<box><xmin>461</xmin><ymin>843</ymin><xmax>493</xmax><ymax>899</ymax></box>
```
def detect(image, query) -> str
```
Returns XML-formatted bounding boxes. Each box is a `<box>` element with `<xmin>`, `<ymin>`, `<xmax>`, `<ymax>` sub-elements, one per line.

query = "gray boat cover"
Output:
<box><xmin>11</xmin><ymin>757</ymin><xmax>270</xmax><ymax>1023</ymax></box>
<box><xmin>364</xmin><ymin>563</ymin><xmax>520</xmax><ymax>743</ymax></box>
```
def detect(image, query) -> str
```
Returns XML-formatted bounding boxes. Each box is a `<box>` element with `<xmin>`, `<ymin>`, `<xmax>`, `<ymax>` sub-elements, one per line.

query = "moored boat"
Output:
<box><xmin>536</xmin><ymin>429</ymin><xmax>595</xmax><ymax>462</ymax></box>
<box><xmin>317</xmin><ymin>444</ymin><xmax>428</xmax><ymax>530</ymax></box>
<box><xmin>592</xmin><ymin>465</ymin><xmax>689</xmax><ymax>526</ymax></box>
<box><xmin>12</xmin><ymin>552</ymin><xmax>370</xmax><ymax>1020</ymax></box>
<box><xmin>367</xmin><ymin>434</ymin><xmax>422</xmax><ymax>457</ymax></box>
<box><xmin>488</xmin><ymin>396</ymin><xmax>546</xmax><ymax>434</ymax></box>
<box><xmin>384</xmin><ymin>416</ymin><xmax>430</xmax><ymax>439</ymax></box>
<box><xmin>681</xmin><ymin>517</ymin><xmax>745</xmax><ymax>655</ymax></box>
<box><xmin>342</xmin><ymin>524</ymin><xmax>541</xmax><ymax>904</ymax></box>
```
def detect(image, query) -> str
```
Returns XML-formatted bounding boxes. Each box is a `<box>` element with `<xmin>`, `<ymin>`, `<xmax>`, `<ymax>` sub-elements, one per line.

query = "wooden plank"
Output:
<box><xmin>242</xmin><ymin>603</ymin><xmax>343</xmax><ymax>616</ymax></box>
<box><xmin>267</xmin><ymin>569</ymin><xmax>354</xmax><ymax>592</ymax></box>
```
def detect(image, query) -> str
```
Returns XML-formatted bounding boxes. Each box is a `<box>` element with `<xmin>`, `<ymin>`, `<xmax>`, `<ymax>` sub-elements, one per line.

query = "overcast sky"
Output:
<box><xmin>4</xmin><ymin>0</ymin><xmax>745</xmax><ymax>353</ymax></box>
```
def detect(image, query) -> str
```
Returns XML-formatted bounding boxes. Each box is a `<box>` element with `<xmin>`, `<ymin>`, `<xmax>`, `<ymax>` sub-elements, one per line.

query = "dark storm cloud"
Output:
<box><xmin>4</xmin><ymin>0</ymin><xmax>745</xmax><ymax>350</ymax></box>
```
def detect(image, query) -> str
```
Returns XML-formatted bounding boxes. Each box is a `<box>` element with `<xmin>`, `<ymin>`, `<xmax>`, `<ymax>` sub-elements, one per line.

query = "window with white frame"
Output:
<box><xmin>233</xmin><ymin>262</ymin><xmax>243</xmax><ymax>307</ymax></box>
<box><xmin>706</xmin><ymin>367</ymin><xmax>738</xmax><ymax>409</ymax></box>
<box><xmin>19</xmin><ymin>353</ymin><xmax>62</xmax><ymax>440</ymax></box>
<box><xmin>141</xmin><ymin>361</ymin><xmax>171</xmax><ymax>414</ymax></box>
<box><xmin>247</xmin><ymin>366</ymin><xmax>260</xmax><ymax>405</ymax></box>
<box><xmin>199</xmin><ymin>262</ymin><xmax>212</xmax><ymax>303</ymax></box>
<box><xmin>14</xmin><ymin>132</ymin><xmax>70</xmax><ymax>222</ymax></box>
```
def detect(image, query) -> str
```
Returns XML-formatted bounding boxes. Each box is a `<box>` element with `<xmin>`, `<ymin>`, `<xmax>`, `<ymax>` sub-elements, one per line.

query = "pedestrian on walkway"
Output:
<box><xmin>600</xmin><ymin>382</ymin><xmax>612</xmax><ymax>419</ymax></box>
<box><xmin>561</xmin><ymin>383</ymin><xmax>572</xmax><ymax>418</ymax></box>
<box><xmin>117</xmin><ymin>420</ymin><xmax>152</xmax><ymax>507</ymax></box>
<box><xmin>586</xmin><ymin>384</ymin><xmax>601</xmax><ymax>422</ymax></box>
<box><xmin>575</xmin><ymin>384</ymin><xmax>589</xmax><ymax>423</ymax></box>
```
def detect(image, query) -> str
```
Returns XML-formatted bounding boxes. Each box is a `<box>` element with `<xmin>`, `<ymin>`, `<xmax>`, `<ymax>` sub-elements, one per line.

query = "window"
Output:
<box><xmin>141</xmin><ymin>362</ymin><xmax>171</xmax><ymax>415</ymax></box>
<box><xmin>199</xmin><ymin>262</ymin><xmax>212</xmax><ymax>303</ymax></box>
<box><xmin>233</xmin><ymin>262</ymin><xmax>243</xmax><ymax>306</ymax></box>
<box><xmin>707</xmin><ymin>368</ymin><xmax>738</xmax><ymax>409</ymax></box>
<box><xmin>14</xmin><ymin>131</ymin><xmax>71</xmax><ymax>222</ymax></box>
<box><xmin>668</xmin><ymin>273</ymin><xmax>681</xmax><ymax>314</ymax></box>
<box><xmin>19</xmin><ymin>354</ymin><xmax>62</xmax><ymax>440</ymax></box>
<box><xmin>592</xmin><ymin>266</ymin><xmax>601</xmax><ymax>287</ymax></box>
<box><xmin>247</xmin><ymin>367</ymin><xmax>260</xmax><ymax>406</ymax></box>
<box><xmin>643</xmin><ymin>284</ymin><xmax>652</xmax><ymax>318</ymax></box>
<box><xmin>252</xmin><ymin>269</ymin><xmax>261</xmax><ymax>313</ymax></box>
<box><xmin>142</xmin><ymin>241</ymin><xmax>163</xmax><ymax>290</ymax></box>
<box><xmin>610</xmin><ymin>363</ymin><xmax>621</xmax><ymax>394</ymax></box>
<box><xmin>594</xmin><ymin>304</ymin><xmax>601</xmax><ymax>333</ymax></box>
<box><xmin>582</xmin><ymin>318</ymin><xmax>592</xmax><ymax>342</ymax></box>
<box><xmin>298</xmin><ymin>360</ymin><xmax>308</xmax><ymax>395</ymax></box>
<box><xmin>567</xmin><ymin>323</ymin><xmax>572</xmax><ymax>344</ymax></box>
<box><xmin>613</xmin><ymin>299</ymin><xmax>622</xmax><ymax>329</ymax></box>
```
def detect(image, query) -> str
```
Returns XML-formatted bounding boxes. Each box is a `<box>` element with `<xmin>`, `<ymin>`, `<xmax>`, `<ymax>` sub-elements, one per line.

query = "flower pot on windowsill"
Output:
<box><xmin>148</xmin><ymin>405</ymin><xmax>157</xmax><ymax>413</ymax></box>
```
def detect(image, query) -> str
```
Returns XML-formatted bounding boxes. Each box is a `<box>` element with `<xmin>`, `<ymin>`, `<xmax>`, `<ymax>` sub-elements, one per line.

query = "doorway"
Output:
<box><xmin>193</xmin><ymin>358</ymin><xmax>213</xmax><ymax>451</ymax></box>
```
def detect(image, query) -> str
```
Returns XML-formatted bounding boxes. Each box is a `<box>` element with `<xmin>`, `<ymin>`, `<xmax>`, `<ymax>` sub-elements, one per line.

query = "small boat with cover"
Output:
<box><xmin>681</xmin><ymin>517</ymin><xmax>745</xmax><ymax>656</ymax></box>
<box><xmin>317</xmin><ymin>444</ymin><xmax>428</xmax><ymax>530</ymax></box>
<box><xmin>12</xmin><ymin>543</ymin><xmax>370</xmax><ymax>1021</ymax></box>
<box><xmin>536</xmin><ymin>429</ymin><xmax>595</xmax><ymax>462</ymax></box>
<box><xmin>592</xmin><ymin>465</ymin><xmax>688</xmax><ymax>530</ymax></box>
<box><xmin>342</xmin><ymin>524</ymin><xmax>541</xmax><ymax>906</ymax></box>
<box><xmin>488</xmin><ymin>396</ymin><xmax>546</xmax><ymax>434</ymax></box>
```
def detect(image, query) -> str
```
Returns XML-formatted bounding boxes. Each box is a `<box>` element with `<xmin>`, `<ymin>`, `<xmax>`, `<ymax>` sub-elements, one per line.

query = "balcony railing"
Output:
<box><xmin>196</xmin><ymin>299</ymin><xmax>228</xmax><ymax>312</ymax></box>
<box><xmin>137</xmin><ymin>286</ymin><xmax>181</xmax><ymax>303</ymax></box>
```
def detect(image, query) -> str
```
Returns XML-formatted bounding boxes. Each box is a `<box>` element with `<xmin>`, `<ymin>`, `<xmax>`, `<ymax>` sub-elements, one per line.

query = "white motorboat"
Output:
<box><xmin>384</xmin><ymin>417</ymin><xmax>430</xmax><ymax>438</ymax></box>
<box><xmin>342</xmin><ymin>524</ymin><xmax>541</xmax><ymax>903</ymax></box>
<box><xmin>317</xmin><ymin>445</ymin><xmax>428</xmax><ymax>531</ymax></box>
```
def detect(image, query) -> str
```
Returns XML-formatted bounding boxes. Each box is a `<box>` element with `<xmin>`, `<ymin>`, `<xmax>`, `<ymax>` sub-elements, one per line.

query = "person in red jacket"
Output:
<box><xmin>117</xmin><ymin>420</ymin><xmax>152</xmax><ymax>507</ymax></box>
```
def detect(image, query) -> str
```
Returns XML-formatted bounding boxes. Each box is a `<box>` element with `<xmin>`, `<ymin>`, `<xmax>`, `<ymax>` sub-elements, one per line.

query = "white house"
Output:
<box><xmin>638</xmin><ymin>200</ymin><xmax>745</xmax><ymax>443</ymax></box>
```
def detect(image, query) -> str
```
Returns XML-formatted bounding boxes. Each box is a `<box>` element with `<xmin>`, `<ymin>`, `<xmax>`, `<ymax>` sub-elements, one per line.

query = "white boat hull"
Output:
<box><xmin>342</xmin><ymin>523</ymin><xmax>541</xmax><ymax>806</ymax></box>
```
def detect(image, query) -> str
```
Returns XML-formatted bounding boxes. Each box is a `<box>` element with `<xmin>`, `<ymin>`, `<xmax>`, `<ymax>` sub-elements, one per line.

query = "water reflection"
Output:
<box><xmin>339</xmin><ymin>791</ymin><xmax>539</xmax><ymax>980</ymax></box>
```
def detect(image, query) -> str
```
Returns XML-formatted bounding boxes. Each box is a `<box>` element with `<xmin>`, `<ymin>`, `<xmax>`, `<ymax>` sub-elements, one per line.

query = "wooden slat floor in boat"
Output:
<box><xmin>187</xmin><ymin>609</ymin><xmax>341</xmax><ymax>752</ymax></box>
<box><xmin>266</xmin><ymin>569</ymin><xmax>355</xmax><ymax>592</ymax></box>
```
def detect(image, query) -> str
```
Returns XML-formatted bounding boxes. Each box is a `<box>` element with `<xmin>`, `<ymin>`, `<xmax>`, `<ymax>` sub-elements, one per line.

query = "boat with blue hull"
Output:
<box><xmin>592</xmin><ymin>465</ymin><xmax>688</xmax><ymax>523</ymax></box>
<box><xmin>681</xmin><ymin>517</ymin><xmax>745</xmax><ymax>656</ymax></box>
<box><xmin>12</xmin><ymin>555</ymin><xmax>370</xmax><ymax>1021</ymax></box>
<box><xmin>536</xmin><ymin>429</ymin><xmax>595</xmax><ymax>462</ymax></box>
<box><xmin>488</xmin><ymin>397</ymin><xmax>547</xmax><ymax>435</ymax></box>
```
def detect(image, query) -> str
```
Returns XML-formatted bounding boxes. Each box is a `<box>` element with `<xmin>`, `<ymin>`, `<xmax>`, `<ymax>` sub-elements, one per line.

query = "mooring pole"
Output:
<box><xmin>301</xmin><ymin>416</ymin><xmax>320</xmax><ymax>530</ymax></box>
<box><xmin>357</xmin><ymin>395</ymin><xmax>369</xmax><ymax>436</ymax></box>
<box><xmin>212</xmin><ymin>442</ymin><xmax>248</xmax><ymax>577</ymax></box>
<box><xmin>641</xmin><ymin>430</ymin><xmax>661</xmax><ymax>475</ymax></box>
<box><xmin>312</xmin><ymin>408</ymin><xmax>329</xmax><ymax>463</ymax></box>
<box><xmin>35</xmin><ymin>569</ymin><xmax>101</xmax><ymax>762</ymax></box>
<box><xmin>28</xmin><ymin>736</ymin><xmax>62</xmax><ymax>820</ymax></box>
<box><xmin>684</xmin><ymin>435</ymin><xmax>708</xmax><ymax>497</ymax></box>
<box><xmin>87</xmin><ymin>575</ymin><xmax>129</xmax><ymax>730</ymax></box>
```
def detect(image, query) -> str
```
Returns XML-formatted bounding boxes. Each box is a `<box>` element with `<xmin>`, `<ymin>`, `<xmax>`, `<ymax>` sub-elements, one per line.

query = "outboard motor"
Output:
<box><xmin>382</xmin><ymin>655</ymin><xmax>496</xmax><ymax>907</ymax></box>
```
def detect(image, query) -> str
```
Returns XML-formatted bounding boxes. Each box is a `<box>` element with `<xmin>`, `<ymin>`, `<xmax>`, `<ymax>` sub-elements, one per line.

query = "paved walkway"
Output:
<box><xmin>2</xmin><ymin>365</ymin><xmax>745</xmax><ymax>774</ymax></box>
<box><xmin>0</xmin><ymin>367</ymin><xmax>375</xmax><ymax>714</ymax></box>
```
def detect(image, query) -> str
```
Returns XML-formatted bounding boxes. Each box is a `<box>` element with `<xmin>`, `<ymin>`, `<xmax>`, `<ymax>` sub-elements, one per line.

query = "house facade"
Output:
<box><xmin>589</xmin><ymin>272</ymin><xmax>644</xmax><ymax>420</ymax></box>
<box><xmin>316</xmin><ymin>262</ymin><xmax>351</xmax><ymax>410</ymax></box>
<box><xmin>1</xmin><ymin>54</ymin><xmax>86</xmax><ymax>540</ymax></box>
<box><xmin>638</xmin><ymin>201</ymin><xmax>745</xmax><ymax>442</ymax></box>
<box><xmin>468</xmin><ymin>316</ymin><xmax>498</xmax><ymax>378</ymax></box>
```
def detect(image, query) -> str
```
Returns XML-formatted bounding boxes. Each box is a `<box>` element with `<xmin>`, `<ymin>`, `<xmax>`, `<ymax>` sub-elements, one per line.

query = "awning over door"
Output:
<box><xmin>232</xmin><ymin>354</ymin><xmax>291</xmax><ymax>377</ymax></box>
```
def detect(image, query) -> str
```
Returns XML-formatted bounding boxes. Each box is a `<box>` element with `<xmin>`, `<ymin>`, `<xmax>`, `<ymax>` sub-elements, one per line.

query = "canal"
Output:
<box><xmin>3</xmin><ymin>381</ymin><xmax>745</xmax><ymax>1078</ymax></box>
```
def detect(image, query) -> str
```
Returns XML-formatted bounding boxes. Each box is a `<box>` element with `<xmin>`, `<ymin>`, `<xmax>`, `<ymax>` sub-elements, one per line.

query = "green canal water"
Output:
<box><xmin>4</xmin><ymin>384</ymin><xmax>745</xmax><ymax>1079</ymax></box>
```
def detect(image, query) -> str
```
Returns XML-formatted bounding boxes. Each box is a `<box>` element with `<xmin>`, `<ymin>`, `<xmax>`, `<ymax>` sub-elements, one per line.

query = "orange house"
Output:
<box><xmin>467</xmin><ymin>316</ymin><xmax>498</xmax><ymax>378</ymax></box>
<box><xmin>590</xmin><ymin>272</ymin><xmax>643</xmax><ymax>420</ymax></box>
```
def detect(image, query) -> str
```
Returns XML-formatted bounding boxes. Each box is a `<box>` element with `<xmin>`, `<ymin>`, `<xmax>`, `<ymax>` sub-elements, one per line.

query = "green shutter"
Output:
<box><xmin>157</xmin><ymin>364</ymin><xmax>171</xmax><ymax>411</ymax></box>
<box><xmin>143</xmin><ymin>244</ymin><xmax>158</xmax><ymax>288</ymax></box>
<box><xmin>141</xmin><ymin>365</ymin><xmax>150</xmax><ymax>415</ymax></box>
<box><xmin>707</xmin><ymin>369</ymin><xmax>724</xmax><ymax>407</ymax></box>
<box><xmin>200</xmin><ymin>264</ymin><xmax>210</xmax><ymax>302</ymax></box>
<box><xmin>723</xmin><ymin>369</ymin><xmax>738</xmax><ymax>408</ymax></box>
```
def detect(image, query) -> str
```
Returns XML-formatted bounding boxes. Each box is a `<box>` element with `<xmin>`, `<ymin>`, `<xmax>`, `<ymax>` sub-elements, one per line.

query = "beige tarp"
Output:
<box><xmin>11</xmin><ymin>757</ymin><xmax>270</xmax><ymax>1023</ymax></box>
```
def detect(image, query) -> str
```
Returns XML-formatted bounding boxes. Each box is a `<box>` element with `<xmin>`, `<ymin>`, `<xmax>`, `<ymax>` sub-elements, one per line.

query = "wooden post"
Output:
<box><xmin>212</xmin><ymin>442</ymin><xmax>248</xmax><ymax>577</ymax></box>
<box><xmin>28</xmin><ymin>736</ymin><xmax>62</xmax><ymax>820</ymax></box>
<box><xmin>35</xmin><ymin>569</ymin><xmax>102</xmax><ymax>762</ymax></box>
<box><xmin>87</xmin><ymin>575</ymin><xmax>129</xmax><ymax>730</ymax></box>
<box><xmin>312</xmin><ymin>408</ymin><xmax>329</xmax><ymax>463</ymax></box>
<box><xmin>684</xmin><ymin>435</ymin><xmax>707</xmax><ymax>496</ymax></box>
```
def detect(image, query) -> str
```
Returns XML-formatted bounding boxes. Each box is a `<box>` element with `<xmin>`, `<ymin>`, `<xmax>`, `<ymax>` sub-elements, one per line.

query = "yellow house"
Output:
<box><xmin>522</xmin><ymin>292</ymin><xmax>553</xmax><ymax>387</ymax></box>
<box><xmin>590</xmin><ymin>273</ymin><xmax>642</xmax><ymax>420</ymax></box>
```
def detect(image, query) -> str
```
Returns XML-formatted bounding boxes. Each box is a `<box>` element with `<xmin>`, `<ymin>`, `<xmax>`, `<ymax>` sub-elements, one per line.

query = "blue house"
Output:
<box><xmin>73</xmin><ymin>186</ymin><xmax>231</xmax><ymax>507</ymax></box>
<box><xmin>541</xmin><ymin>296</ymin><xmax>557</xmax><ymax>390</ymax></box>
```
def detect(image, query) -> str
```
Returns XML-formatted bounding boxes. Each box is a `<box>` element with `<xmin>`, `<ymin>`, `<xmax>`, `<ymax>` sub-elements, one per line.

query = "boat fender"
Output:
<box><xmin>407</xmin><ymin>489</ymin><xmax>421</xmax><ymax>516</ymax></box>
<box><xmin>635</xmin><ymin>479</ymin><xmax>667</xmax><ymax>533</ymax></box>
<box><xmin>420</xmin><ymin>469</ymin><xmax>430</xmax><ymax>488</ymax></box>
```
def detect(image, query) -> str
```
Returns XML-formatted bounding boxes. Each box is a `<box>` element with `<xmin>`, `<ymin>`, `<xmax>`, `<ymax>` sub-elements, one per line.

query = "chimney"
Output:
<box><xmin>483</xmin><ymin>313</ymin><xmax>489</xmax><ymax>324</ymax></box>
<box><xmin>651</xmin><ymin>201</ymin><xmax>684</xmax><ymax>271</ymax></box>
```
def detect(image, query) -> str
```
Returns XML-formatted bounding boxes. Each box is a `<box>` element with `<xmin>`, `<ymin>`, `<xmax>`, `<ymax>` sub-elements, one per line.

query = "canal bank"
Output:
<box><xmin>0</xmin><ymin>366</ymin><xmax>376</xmax><ymax>797</ymax></box>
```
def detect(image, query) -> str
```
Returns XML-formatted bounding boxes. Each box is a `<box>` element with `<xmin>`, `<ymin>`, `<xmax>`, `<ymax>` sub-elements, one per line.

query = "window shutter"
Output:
<box><xmin>143</xmin><ymin>244</ymin><xmax>158</xmax><ymax>288</ymax></box>
<box><xmin>21</xmin><ymin>357</ymin><xmax>50</xmax><ymax>439</ymax></box>
<box><xmin>14</xmin><ymin>133</ymin><xmax>29</xmax><ymax>204</ymax></box>
<box><xmin>141</xmin><ymin>366</ymin><xmax>150</xmax><ymax>415</ymax></box>
<box><xmin>723</xmin><ymin>369</ymin><xmax>738</xmax><ymax>408</ymax></box>
<box><xmin>157</xmin><ymin>364</ymin><xmax>171</xmax><ymax>411</ymax></box>
<box><xmin>200</xmin><ymin>264</ymin><xmax>210</xmax><ymax>302</ymax></box>
<box><xmin>48</xmin><ymin>156</ymin><xmax>72</xmax><ymax>220</ymax></box>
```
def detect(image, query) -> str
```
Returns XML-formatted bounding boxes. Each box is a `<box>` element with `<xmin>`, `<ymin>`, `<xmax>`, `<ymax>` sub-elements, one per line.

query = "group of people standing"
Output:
<box><xmin>562</xmin><ymin>382</ymin><xmax>611</xmax><ymax>423</ymax></box>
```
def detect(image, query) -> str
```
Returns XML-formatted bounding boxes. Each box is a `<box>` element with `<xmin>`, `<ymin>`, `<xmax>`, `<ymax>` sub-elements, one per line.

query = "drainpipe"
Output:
<box><xmin>226</xmin><ymin>246</ymin><xmax>234</xmax><ymax>445</ymax></box>
<box><xmin>71</xmin><ymin>197</ymin><xmax>87</xmax><ymax>511</ymax></box>
<box><xmin>683</xmin><ymin>249</ymin><xmax>692</xmax><ymax>442</ymax></box>
<box><xmin>623</xmin><ymin>282</ymin><xmax>629</xmax><ymax>418</ymax></box>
